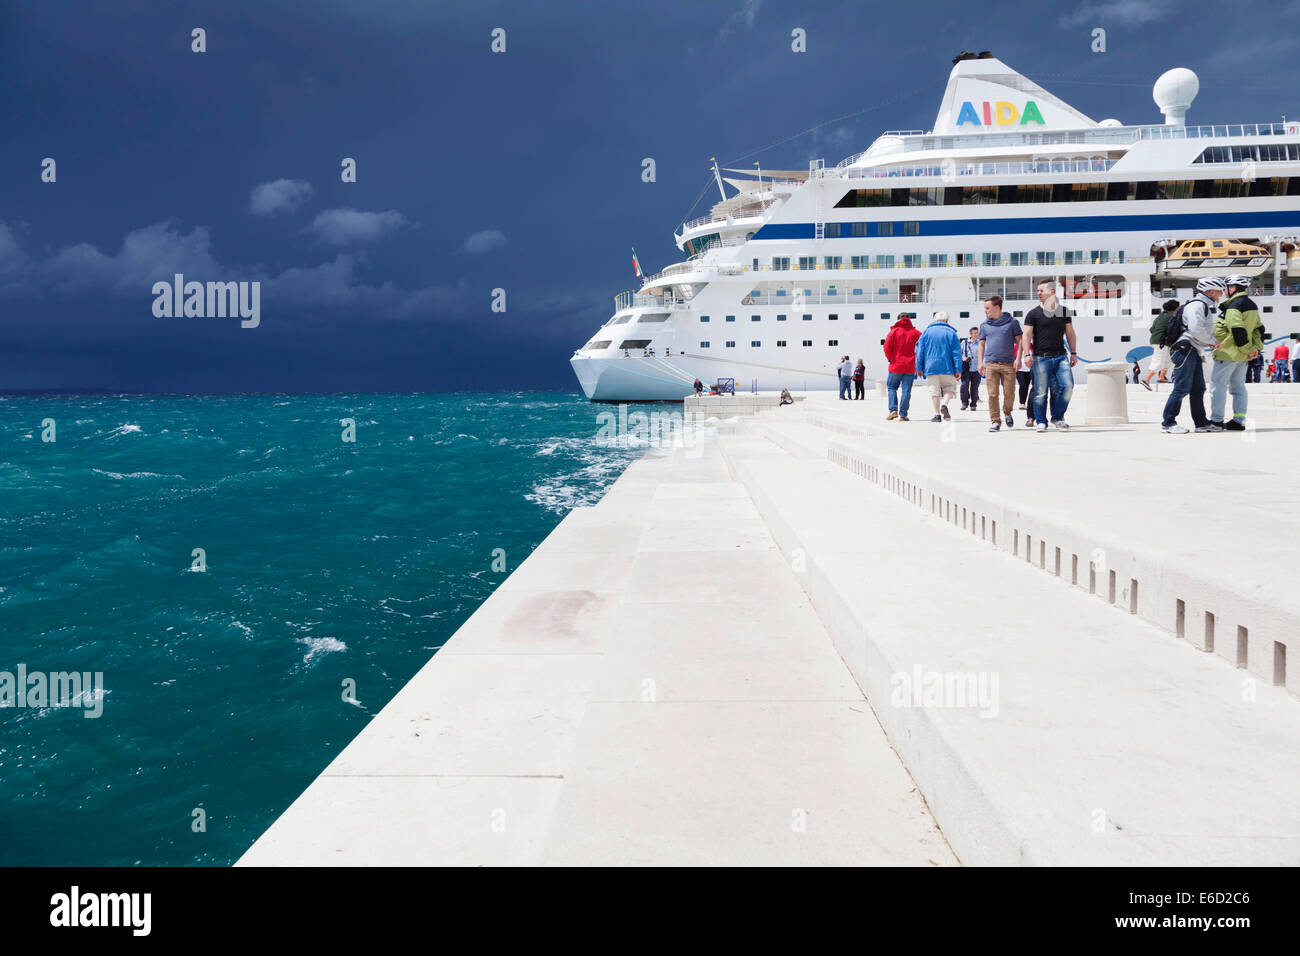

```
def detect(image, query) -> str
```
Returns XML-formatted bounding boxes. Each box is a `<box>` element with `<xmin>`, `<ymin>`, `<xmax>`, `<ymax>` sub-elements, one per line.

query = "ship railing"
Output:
<box><xmin>676</xmin><ymin>205</ymin><xmax>776</xmax><ymax>236</ymax></box>
<box><xmin>613</xmin><ymin>291</ymin><xmax>692</xmax><ymax>311</ymax></box>
<box><xmin>1137</xmin><ymin>122</ymin><xmax>1294</xmax><ymax>141</ymax></box>
<box><xmin>830</xmin><ymin>157</ymin><xmax>1119</xmax><ymax>180</ymax></box>
<box><xmin>897</xmin><ymin>123</ymin><xmax>1294</xmax><ymax>155</ymax></box>
<box><xmin>746</xmin><ymin>257</ymin><xmax>1151</xmax><ymax>274</ymax></box>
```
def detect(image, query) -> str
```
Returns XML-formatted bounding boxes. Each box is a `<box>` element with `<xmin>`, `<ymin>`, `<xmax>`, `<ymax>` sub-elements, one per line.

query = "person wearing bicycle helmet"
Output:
<box><xmin>1208</xmin><ymin>274</ymin><xmax>1262</xmax><ymax>430</ymax></box>
<box><xmin>1161</xmin><ymin>276</ymin><xmax>1226</xmax><ymax>434</ymax></box>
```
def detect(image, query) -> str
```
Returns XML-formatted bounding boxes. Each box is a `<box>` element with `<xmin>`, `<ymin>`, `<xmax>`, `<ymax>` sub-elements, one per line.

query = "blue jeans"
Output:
<box><xmin>887</xmin><ymin>372</ymin><xmax>914</xmax><ymax>417</ymax></box>
<box><xmin>839</xmin><ymin>375</ymin><xmax>851</xmax><ymax>399</ymax></box>
<box><xmin>1031</xmin><ymin>353</ymin><xmax>1073</xmax><ymax>424</ymax></box>
<box><xmin>1209</xmin><ymin>359</ymin><xmax>1248</xmax><ymax>422</ymax></box>
<box><xmin>1162</xmin><ymin>347</ymin><xmax>1208</xmax><ymax>428</ymax></box>
<box><xmin>1293</xmin><ymin>358</ymin><xmax>1300</xmax><ymax>383</ymax></box>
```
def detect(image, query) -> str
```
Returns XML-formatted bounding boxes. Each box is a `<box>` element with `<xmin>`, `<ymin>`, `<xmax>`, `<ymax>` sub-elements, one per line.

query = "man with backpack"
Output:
<box><xmin>1141</xmin><ymin>298</ymin><xmax>1180</xmax><ymax>390</ymax></box>
<box><xmin>1161</xmin><ymin>276</ymin><xmax>1227</xmax><ymax>434</ymax></box>
<box><xmin>1208</xmin><ymin>274</ymin><xmax>1262</xmax><ymax>431</ymax></box>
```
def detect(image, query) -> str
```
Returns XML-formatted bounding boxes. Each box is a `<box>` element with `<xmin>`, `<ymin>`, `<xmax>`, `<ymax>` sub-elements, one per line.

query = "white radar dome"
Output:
<box><xmin>1097</xmin><ymin>118</ymin><xmax>1122</xmax><ymax>127</ymax></box>
<box><xmin>1153</xmin><ymin>68</ymin><xmax>1199</xmax><ymax>126</ymax></box>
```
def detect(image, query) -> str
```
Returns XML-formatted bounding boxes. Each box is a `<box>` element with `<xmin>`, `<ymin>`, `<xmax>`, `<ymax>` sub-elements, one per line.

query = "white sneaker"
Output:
<box><xmin>1162</xmin><ymin>424</ymin><xmax>1189</xmax><ymax>434</ymax></box>
<box><xmin>1035</xmin><ymin>423</ymin><xmax>1047</xmax><ymax>433</ymax></box>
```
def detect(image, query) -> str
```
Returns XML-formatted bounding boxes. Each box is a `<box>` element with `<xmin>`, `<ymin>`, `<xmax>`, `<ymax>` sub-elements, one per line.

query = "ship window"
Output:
<box><xmin>878</xmin><ymin>222</ymin><xmax>894</xmax><ymax>237</ymax></box>
<box><xmin>803</xmin><ymin>313</ymin><xmax>812</xmax><ymax>321</ymax></box>
<box><xmin>777</xmin><ymin>313</ymin><xmax>787</xmax><ymax>321</ymax></box>
<box><xmin>903</xmin><ymin>221</ymin><xmax>920</xmax><ymax>236</ymax></box>
<box><xmin>962</xmin><ymin>186</ymin><xmax>998</xmax><ymax>205</ymax></box>
<box><xmin>855</xmin><ymin>313</ymin><xmax>864</xmax><ymax>320</ymax></box>
<box><xmin>621</xmin><ymin>339</ymin><xmax>652</xmax><ymax>349</ymax></box>
<box><xmin>751</xmin><ymin>340</ymin><xmax>761</xmax><ymax>347</ymax></box>
<box><xmin>881</xmin><ymin>313</ymin><xmax>891</xmax><ymax>320</ymax></box>
<box><xmin>772</xmin><ymin>256</ymin><xmax>791</xmax><ymax>270</ymax></box>
<box><xmin>612</xmin><ymin>315</ymin><xmax>633</xmax><ymax>324</ymax></box>
<box><xmin>585</xmin><ymin>340</ymin><xmax>612</xmax><ymax>350</ymax></box>
<box><xmin>828</xmin><ymin>339</ymin><xmax>839</xmax><ymax>346</ymax></box>
<box><xmin>959</xmin><ymin>311</ymin><xmax>970</xmax><ymax>319</ymax></box>
<box><xmin>725</xmin><ymin>314</ymin><xmax>735</xmax><ymax>322</ymax></box>
<box><xmin>798</xmin><ymin>256</ymin><xmax>816</xmax><ymax>269</ymax></box>
<box><xmin>907</xmin><ymin>187</ymin><xmax>942</xmax><ymax>206</ymax></box>
<box><xmin>1070</xmin><ymin>182</ymin><xmax>1107</xmax><ymax>202</ymax></box>
<box><xmin>777</xmin><ymin>340</ymin><xmax>787</xmax><ymax>347</ymax></box>
<box><xmin>636</xmin><ymin>313</ymin><xmax>671</xmax><ymax>322</ymax></box>
<box><xmin>802</xmin><ymin>340</ymin><xmax>813</xmax><ymax>347</ymax></box>
<box><xmin>834</xmin><ymin>188</ymin><xmax>891</xmax><ymax>208</ymax></box>
<box><xmin>829</xmin><ymin>313</ymin><xmax>839</xmax><ymax>321</ymax></box>
<box><xmin>1093</xmin><ymin>335</ymin><xmax>1104</xmax><ymax>342</ymax></box>
<box><xmin>851</xmin><ymin>223</ymin><xmax>869</xmax><ymax>237</ymax></box>
<box><xmin>1120</xmin><ymin>335</ymin><xmax>1131</xmax><ymax>342</ymax></box>
<box><xmin>700</xmin><ymin>341</ymin><xmax>710</xmax><ymax>348</ymax></box>
<box><xmin>824</xmin><ymin>223</ymin><xmax>842</xmax><ymax>238</ymax></box>
<box><xmin>1212</xmin><ymin>179</ymin><xmax>1247</xmax><ymax>198</ymax></box>
<box><xmin>700</xmin><ymin>315</ymin><xmax>710</xmax><ymax>322</ymax></box>
<box><xmin>725</xmin><ymin>341</ymin><xmax>735</xmax><ymax>348</ymax></box>
<box><xmin>824</xmin><ymin>256</ymin><xmax>842</xmax><ymax>269</ymax></box>
<box><xmin>752</xmin><ymin>314</ymin><xmax>760</xmax><ymax>321</ymax></box>
<box><xmin>874</xmin><ymin>255</ymin><xmax>894</xmax><ymax>267</ymax></box>
<box><xmin>1156</xmin><ymin>180</ymin><xmax>1194</xmax><ymax>200</ymax></box>
<box><xmin>1015</xmin><ymin>184</ymin><xmax>1053</xmax><ymax>203</ymax></box>
<box><xmin>1263</xmin><ymin>306</ymin><xmax>1273</xmax><ymax>313</ymax></box>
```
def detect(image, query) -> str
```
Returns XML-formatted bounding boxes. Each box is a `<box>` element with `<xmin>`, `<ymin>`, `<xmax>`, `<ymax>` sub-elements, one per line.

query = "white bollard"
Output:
<box><xmin>1083</xmin><ymin>361</ymin><xmax>1131</xmax><ymax>425</ymax></box>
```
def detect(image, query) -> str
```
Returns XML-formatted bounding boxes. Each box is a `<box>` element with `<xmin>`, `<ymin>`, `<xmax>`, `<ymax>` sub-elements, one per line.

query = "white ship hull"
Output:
<box><xmin>572</xmin><ymin>54</ymin><xmax>1300</xmax><ymax>400</ymax></box>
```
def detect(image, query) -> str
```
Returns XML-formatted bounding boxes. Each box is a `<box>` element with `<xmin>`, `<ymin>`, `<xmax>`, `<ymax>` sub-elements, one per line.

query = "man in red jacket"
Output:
<box><xmin>882</xmin><ymin>313</ymin><xmax>921</xmax><ymax>421</ymax></box>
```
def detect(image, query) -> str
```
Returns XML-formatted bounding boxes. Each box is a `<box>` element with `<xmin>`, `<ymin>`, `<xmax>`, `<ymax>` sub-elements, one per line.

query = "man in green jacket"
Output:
<box><xmin>1209</xmin><ymin>275</ymin><xmax>1263</xmax><ymax>431</ymax></box>
<box><xmin>1141</xmin><ymin>298</ymin><xmax>1180</xmax><ymax>390</ymax></box>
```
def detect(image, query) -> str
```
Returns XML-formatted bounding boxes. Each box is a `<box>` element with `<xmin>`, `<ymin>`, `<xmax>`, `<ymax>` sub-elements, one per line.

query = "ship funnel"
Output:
<box><xmin>1153</xmin><ymin>68</ymin><xmax>1198</xmax><ymax>126</ymax></box>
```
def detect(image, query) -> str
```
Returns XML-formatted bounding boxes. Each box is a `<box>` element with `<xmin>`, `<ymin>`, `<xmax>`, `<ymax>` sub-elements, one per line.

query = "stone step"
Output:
<box><xmin>722</xmin><ymin>434</ymin><xmax>1300</xmax><ymax>866</ymax></box>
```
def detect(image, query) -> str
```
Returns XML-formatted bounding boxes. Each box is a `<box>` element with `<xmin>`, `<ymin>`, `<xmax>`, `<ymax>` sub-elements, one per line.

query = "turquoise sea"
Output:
<box><xmin>0</xmin><ymin>392</ymin><xmax>650</xmax><ymax>865</ymax></box>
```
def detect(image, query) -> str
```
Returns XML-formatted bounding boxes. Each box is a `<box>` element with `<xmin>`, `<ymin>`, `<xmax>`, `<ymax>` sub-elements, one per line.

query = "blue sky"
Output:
<box><xmin>2</xmin><ymin>0</ymin><xmax>1296</xmax><ymax>392</ymax></box>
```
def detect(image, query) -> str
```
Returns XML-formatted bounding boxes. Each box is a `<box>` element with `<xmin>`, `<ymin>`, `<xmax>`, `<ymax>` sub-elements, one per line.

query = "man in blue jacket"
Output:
<box><xmin>914</xmin><ymin>310</ymin><xmax>963</xmax><ymax>422</ymax></box>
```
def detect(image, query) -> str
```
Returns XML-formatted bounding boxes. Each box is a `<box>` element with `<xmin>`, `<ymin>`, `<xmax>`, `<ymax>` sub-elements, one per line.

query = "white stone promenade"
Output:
<box><xmin>240</xmin><ymin>382</ymin><xmax>1300</xmax><ymax>866</ymax></box>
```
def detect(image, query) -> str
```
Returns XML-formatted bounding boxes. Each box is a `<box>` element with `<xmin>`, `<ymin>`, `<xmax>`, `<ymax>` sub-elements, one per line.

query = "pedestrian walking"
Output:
<box><xmin>977</xmin><ymin>295</ymin><xmax>1022</xmax><ymax>432</ymax></box>
<box><xmin>960</xmin><ymin>327</ymin><xmax>981</xmax><ymax>410</ymax></box>
<box><xmin>1023</xmin><ymin>280</ymin><xmax>1077</xmax><ymax>432</ymax></box>
<box><xmin>1162</xmin><ymin>277</ymin><xmax>1227</xmax><ymax>433</ymax></box>
<box><xmin>1208</xmin><ymin>275</ymin><xmax>1262</xmax><ymax>431</ymax></box>
<box><xmin>882</xmin><ymin>313</ymin><xmax>921</xmax><ymax>421</ymax></box>
<box><xmin>913</xmin><ymin>311</ymin><xmax>962</xmax><ymax>423</ymax></box>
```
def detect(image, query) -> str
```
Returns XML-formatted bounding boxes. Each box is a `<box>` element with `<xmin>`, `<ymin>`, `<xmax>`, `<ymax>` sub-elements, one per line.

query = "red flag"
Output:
<box><xmin>632</xmin><ymin>248</ymin><xmax>643</xmax><ymax>280</ymax></box>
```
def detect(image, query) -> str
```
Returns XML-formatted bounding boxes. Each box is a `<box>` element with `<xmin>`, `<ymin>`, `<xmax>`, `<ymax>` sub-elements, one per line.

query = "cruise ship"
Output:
<box><xmin>570</xmin><ymin>52</ymin><xmax>1300</xmax><ymax>401</ymax></box>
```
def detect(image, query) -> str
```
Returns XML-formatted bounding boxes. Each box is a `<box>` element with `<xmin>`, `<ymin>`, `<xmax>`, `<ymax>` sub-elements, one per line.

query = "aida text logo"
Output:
<box><xmin>956</xmin><ymin>100</ymin><xmax>1045</xmax><ymax>127</ymax></box>
<box><xmin>50</xmin><ymin>886</ymin><xmax>151</xmax><ymax>936</ymax></box>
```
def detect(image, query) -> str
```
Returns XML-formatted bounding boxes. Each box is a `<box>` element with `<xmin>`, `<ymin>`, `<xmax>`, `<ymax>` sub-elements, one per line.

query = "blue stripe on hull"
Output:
<box><xmin>753</xmin><ymin>210</ymin><xmax>1300</xmax><ymax>240</ymax></box>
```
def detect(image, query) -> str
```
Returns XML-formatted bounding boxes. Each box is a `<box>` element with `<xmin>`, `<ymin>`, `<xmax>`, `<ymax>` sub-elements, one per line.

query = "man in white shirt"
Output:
<box><xmin>1290</xmin><ymin>335</ymin><xmax>1300</xmax><ymax>384</ymax></box>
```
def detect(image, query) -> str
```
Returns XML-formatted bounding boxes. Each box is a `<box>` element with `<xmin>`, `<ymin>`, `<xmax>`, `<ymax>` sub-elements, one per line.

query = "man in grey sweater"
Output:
<box><xmin>1161</xmin><ymin>277</ymin><xmax>1226</xmax><ymax>434</ymax></box>
<box><xmin>977</xmin><ymin>295</ymin><xmax>1022</xmax><ymax>432</ymax></box>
